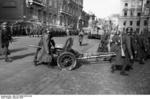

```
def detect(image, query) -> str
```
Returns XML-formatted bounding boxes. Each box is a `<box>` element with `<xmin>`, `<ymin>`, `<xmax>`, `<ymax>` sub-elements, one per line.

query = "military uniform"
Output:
<box><xmin>1</xmin><ymin>23</ymin><xmax>12</xmax><ymax>62</ymax></box>
<box><xmin>136</xmin><ymin>34</ymin><xmax>146</xmax><ymax>64</ymax></box>
<box><xmin>142</xmin><ymin>32</ymin><xmax>150</xmax><ymax>59</ymax></box>
<box><xmin>98</xmin><ymin>33</ymin><xmax>109</xmax><ymax>52</ymax></box>
<box><xmin>34</xmin><ymin>33</ymin><xmax>52</xmax><ymax>66</ymax></box>
<box><xmin>130</xmin><ymin>33</ymin><xmax>139</xmax><ymax>60</ymax></box>
<box><xmin>0</xmin><ymin>29</ymin><xmax>2</xmax><ymax>55</ymax></box>
<box><xmin>111</xmin><ymin>32</ymin><xmax>134</xmax><ymax>75</ymax></box>
<box><xmin>110</xmin><ymin>33</ymin><xmax>122</xmax><ymax>65</ymax></box>
<box><xmin>121</xmin><ymin>33</ymin><xmax>134</xmax><ymax>74</ymax></box>
<box><xmin>79</xmin><ymin>30</ymin><xmax>84</xmax><ymax>46</ymax></box>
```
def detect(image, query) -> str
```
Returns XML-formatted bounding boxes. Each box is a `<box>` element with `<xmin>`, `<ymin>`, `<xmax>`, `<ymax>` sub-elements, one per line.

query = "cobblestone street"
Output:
<box><xmin>0</xmin><ymin>36</ymin><xmax>150</xmax><ymax>94</ymax></box>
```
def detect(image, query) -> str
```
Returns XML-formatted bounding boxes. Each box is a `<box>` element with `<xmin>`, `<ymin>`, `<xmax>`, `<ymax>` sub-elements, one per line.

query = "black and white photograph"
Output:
<box><xmin>0</xmin><ymin>0</ymin><xmax>150</xmax><ymax>96</ymax></box>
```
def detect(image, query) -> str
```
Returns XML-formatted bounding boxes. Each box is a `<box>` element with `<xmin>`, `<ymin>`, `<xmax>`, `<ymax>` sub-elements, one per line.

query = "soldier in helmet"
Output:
<box><xmin>111</xmin><ymin>28</ymin><xmax>134</xmax><ymax>76</ymax></box>
<box><xmin>78</xmin><ymin>29</ymin><xmax>84</xmax><ymax>46</ymax></box>
<box><xmin>34</xmin><ymin>28</ymin><xmax>56</xmax><ymax>66</ymax></box>
<box><xmin>1</xmin><ymin>22</ymin><xmax>13</xmax><ymax>62</ymax></box>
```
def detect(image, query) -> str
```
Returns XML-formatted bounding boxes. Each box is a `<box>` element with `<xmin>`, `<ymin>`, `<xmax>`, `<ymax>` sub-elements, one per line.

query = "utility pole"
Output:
<box><xmin>139</xmin><ymin>0</ymin><xmax>144</xmax><ymax>34</ymax></box>
<box><xmin>146</xmin><ymin>0</ymin><xmax>150</xmax><ymax>32</ymax></box>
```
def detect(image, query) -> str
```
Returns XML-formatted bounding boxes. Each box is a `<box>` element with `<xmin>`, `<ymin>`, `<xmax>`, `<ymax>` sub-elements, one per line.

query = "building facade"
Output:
<box><xmin>0</xmin><ymin>0</ymin><xmax>83</xmax><ymax>30</ymax></box>
<box><xmin>0</xmin><ymin>0</ymin><xmax>53</xmax><ymax>24</ymax></box>
<box><xmin>56</xmin><ymin>0</ymin><xmax>83</xmax><ymax>30</ymax></box>
<box><xmin>81</xmin><ymin>11</ymin><xmax>90</xmax><ymax>28</ymax></box>
<box><xmin>119</xmin><ymin>0</ymin><xmax>150</xmax><ymax>33</ymax></box>
<box><xmin>0</xmin><ymin>0</ymin><xmax>24</xmax><ymax>22</ymax></box>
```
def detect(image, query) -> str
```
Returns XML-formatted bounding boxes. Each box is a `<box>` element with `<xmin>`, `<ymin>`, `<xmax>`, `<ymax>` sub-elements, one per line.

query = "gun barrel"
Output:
<box><xmin>28</xmin><ymin>45</ymin><xmax>42</xmax><ymax>48</ymax></box>
<box><xmin>78</xmin><ymin>54</ymin><xmax>116</xmax><ymax>60</ymax></box>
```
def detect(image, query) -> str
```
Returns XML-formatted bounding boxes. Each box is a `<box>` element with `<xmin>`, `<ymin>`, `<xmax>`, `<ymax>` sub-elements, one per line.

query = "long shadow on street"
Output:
<box><xmin>10</xmin><ymin>48</ymin><xmax>28</xmax><ymax>53</ymax></box>
<box><xmin>10</xmin><ymin>53</ymin><xmax>35</xmax><ymax>61</ymax></box>
<box><xmin>0</xmin><ymin>53</ymin><xmax>35</xmax><ymax>61</ymax></box>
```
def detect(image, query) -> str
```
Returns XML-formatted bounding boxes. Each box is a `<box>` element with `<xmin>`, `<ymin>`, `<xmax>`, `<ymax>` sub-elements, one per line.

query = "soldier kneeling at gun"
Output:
<box><xmin>34</xmin><ymin>30</ymin><xmax>56</xmax><ymax>67</ymax></box>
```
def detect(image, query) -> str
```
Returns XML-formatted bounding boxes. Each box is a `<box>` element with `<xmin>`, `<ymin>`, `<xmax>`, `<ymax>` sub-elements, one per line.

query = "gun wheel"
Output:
<box><xmin>57</xmin><ymin>52</ymin><xmax>77</xmax><ymax>71</ymax></box>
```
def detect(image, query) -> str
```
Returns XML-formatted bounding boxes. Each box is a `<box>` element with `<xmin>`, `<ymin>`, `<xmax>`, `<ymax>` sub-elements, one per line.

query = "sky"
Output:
<box><xmin>83</xmin><ymin>0</ymin><xmax>121</xmax><ymax>18</ymax></box>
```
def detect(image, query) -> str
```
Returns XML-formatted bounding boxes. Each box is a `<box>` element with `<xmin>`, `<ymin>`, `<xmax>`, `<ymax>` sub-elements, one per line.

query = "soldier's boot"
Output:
<box><xmin>79</xmin><ymin>42</ymin><xmax>82</xmax><ymax>46</ymax></box>
<box><xmin>120</xmin><ymin>71</ymin><xmax>128</xmax><ymax>76</ymax></box>
<box><xmin>139</xmin><ymin>59</ymin><xmax>145</xmax><ymax>64</ymax></box>
<box><xmin>5</xmin><ymin>57</ymin><xmax>12</xmax><ymax>62</ymax></box>
<box><xmin>111</xmin><ymin>64</ymin><xmax>116</xmax><ymax>73</ymax></box>
<box><xmin>120</xmin><ymin>65</ymin><xmax>129</xmax><ymax>76</ymax></box>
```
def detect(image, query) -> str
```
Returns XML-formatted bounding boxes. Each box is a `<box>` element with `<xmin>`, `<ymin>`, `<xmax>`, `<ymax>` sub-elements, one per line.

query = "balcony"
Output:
<box><xmin>145</xmin><ymin>3</ymin><xmax>150</xmax><ymax>8</ymax></box>
<box><xmin>33</xmin><ymin>0</ymin><xmax>46</xmax><ymax>7</ymax></box>
<box><xmin>59</xmin><ymin>8</ymin><xmax>72</xmax><ymax>16</ymax></box>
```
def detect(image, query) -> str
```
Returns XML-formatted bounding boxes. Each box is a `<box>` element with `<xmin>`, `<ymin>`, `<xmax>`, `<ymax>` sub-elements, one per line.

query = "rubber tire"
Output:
<box><xmin>57</xmin><ymin>52</ymin><xmax>77</xmax><ymax>71</ymax></box>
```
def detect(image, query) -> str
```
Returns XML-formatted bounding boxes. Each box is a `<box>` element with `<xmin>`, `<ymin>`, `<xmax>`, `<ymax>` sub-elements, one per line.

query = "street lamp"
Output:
<box><xmin>26</xmin><ymin>0</ymin><xmax>33</xmax><ymax>7</ymax></box>
<box><xmin>77</xmin><ymin>15</ymin><xmax>81</xmax><ymax>30</ymax></box>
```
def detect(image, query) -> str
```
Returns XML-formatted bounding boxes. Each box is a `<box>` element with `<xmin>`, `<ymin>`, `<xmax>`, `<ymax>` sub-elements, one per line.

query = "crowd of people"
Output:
<box><xmin>98</xmin><ymin>28</ymin><xmax>150</xmax><ymax>76</ymax></box>
<box><xmin>1</xmin><ymin>21</ymin><xmax>150</xmax><ymax>76</ymax></box>
<box><xmin>0</xmin><ymin>21</ymin><xmax>80</xmax><ymax>64</ymax></box>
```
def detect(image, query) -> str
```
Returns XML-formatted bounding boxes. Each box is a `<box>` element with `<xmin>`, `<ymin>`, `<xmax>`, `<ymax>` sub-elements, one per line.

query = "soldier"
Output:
<box><xmin>34</xmin><ymin>28</ymin><xmax>56</xmax><ymax>67</ymax></box>
<box><xmin>120</xmin><ymin>28</ymin><xmax>134</xmax><ymax>75</ymax></box>
<box><xmin>135</xmin><ymin>31</ymin><xmax>146</xmax><ymax>64</ymax></box>
<box><xmin>1</xmin><ymin>22</ymin><xmax>13</xmax><ymax>62</ymax></box>
<box><xmin>0</xmin><ymin>24</ymin><xmax>2</xmax><ymax>55</ymax></box>
<box><xmin>47</xmin><ymin>29</ymin><xmax>56</xmax><ymax>62</ymax></box>
<box><xmin>111</xmin><ymin>28</ymin><xmax>134</xmax><ymax>76</ymax></box>
<box><xmin>66</xmin><ymin>29</ymin><xmax>70</xmax><ymax>36</ymax></box>
<box><xmin>129</xmin><ymin>30</ymin><xmax>138</xmax><ymax>61</ymax></box>
<box><xmin>34</xmin><ymin>28</ymin><xmax>49</xmax><ymax>65</ymax></box>
<box><xmin>142</xmin><ymin>30</ymin><xmax>150</xmax><ymax>60</ymax></box>
<box><xmin>111</xmin><ymin>31</ymin><xmax>122</xmax><ymax>73</ymax></box>
<box><xmin>79</xmin><ymin>29</ymin><xmax>84</xmax><ymax>46</ymax></box>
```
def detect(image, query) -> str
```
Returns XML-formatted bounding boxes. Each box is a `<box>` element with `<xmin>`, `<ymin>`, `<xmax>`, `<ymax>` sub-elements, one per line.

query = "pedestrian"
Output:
<box><xmin>79</xmin><ymin>29</ymin><xmax>84</xmax><ymax>46</ymax></box>
<box><xmin>1</xmin><ymin>22</ymin><xmax>13</xmax><ymax>62</ymax></box>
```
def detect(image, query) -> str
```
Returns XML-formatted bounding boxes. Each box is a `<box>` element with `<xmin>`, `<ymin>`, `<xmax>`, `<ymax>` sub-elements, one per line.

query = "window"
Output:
<box><xmin>130</xmin><ymin>21</ymin><xmax>133</xmax><ymax>26</ymax></box>
<box><xmin>49</xmin><ymin>0</ymin><xmax>52</xmax><ymax>6</ymax></box>
<box><xmin>123</xmin><ymin>28</ymin><xmax>126</xmax><ymax>31</ymax></box>
<box><xmin>125</xmin><ymin>3</ymin><xmax>128</xmax><ymax>7</ymax></box>
<box><xmin>136</xmin><ymin>28</ymin><xmax>140</xmax><ymax>32</ymax></box>
<box><xmin>144</xmin><ymin>20</ymin><xmax>148</xmax><ymax>26</ymax></box>
<box><xmin>123</xmin><ymin>21</ymin><xmax>127</xmax><ymax>26</ymax></box>
<box><xmin>147</xmin><ymin>0</ymin><xmax>150</xmax><ymax>4</ymax></box>
<box><xmin>124</xmin><ymin>10</ymin><xmax>128</xmax><ymax>16</ymax></box>
<box><xmin>54</xmin><ymin>1</ymin><xmax>57</xmax><ymax>8</ymax></box>
<box><xmin>130</xmin><ymin>10</ymin><xmax>133</xmax><ymax>16</ymax></box>
<box><xmin>137</xmin><ymin>12</ymin><xmax>141</xmax><ymax>16</ymax></box>
<box><xmin>137</xmin><ymin>21</ymin><xmax>140</xmax><ymax>26</ymax></box>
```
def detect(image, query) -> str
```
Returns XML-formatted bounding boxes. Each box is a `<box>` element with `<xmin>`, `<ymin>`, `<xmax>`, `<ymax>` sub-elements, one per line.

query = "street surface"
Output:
<box><xmin>0</xmin><ymin>36</ymin><xmax>150</xmax><ymax>94</ymax></box>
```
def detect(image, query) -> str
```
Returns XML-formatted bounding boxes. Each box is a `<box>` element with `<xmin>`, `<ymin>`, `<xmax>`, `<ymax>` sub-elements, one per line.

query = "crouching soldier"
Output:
<box><xmin>34</xmin><ymin>29</ymin><xmax>55</xmax><ymax>66</ymax></box>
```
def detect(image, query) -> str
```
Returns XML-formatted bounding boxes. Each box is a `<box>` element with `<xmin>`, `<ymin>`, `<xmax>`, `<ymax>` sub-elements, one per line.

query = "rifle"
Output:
<box><xmin>120</xmin><ymin>32</ymin><xmax>125</xmax><ymax>57</ymax></box>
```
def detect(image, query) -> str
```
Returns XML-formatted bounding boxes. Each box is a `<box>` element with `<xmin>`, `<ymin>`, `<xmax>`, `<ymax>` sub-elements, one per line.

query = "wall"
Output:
<box><xmin>0</xmin><ymin>0</ymin><xmax>24</xmax><ymax>22</ymax></box>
